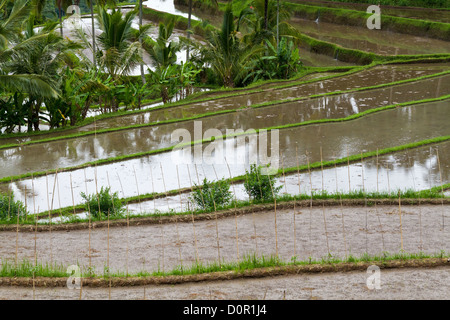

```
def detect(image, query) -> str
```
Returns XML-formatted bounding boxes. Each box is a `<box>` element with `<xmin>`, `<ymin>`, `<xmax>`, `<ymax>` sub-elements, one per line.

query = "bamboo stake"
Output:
<box><xmin>224</xmin><ymin>159</ymin><xmax>240</xmax><ymax>262</ymax></box>
<box><xmin>106</xmin><ymin>172</ymin><xmax>116</xmax><ymax>216</ymax></box>
<box><xmin>408</xmin><ymin>153</ymin><xmax>422</xmax><ymax>250</ymax></box>
<box><xmin>161</xmin><ymin>163</ymin><xmax>183</xmax><ymax>269</ymax></box>
<box><xmin>361</xmin><ymin>152</ymin><xmax>368</xmax><ymax>254</ymax></box>
<box><xmin>186</xmin><ymin>165</ymin><xmax>199</xmax><ymax>263</ymax></box>
<box><xmin>15</xmin><ymin>203</ymin><xmax>19</xmax><ymax>267</ymax></box>
<box><xmin>56</xmin><ymin>171</ymin><xmax>63</xmax><ymax>220</ymax></box>
<box><xmin>196</xmin><ymin>164</ymin><xmax>221</xmax><ymax>265</ymax></box>
<box><xmin>116</xmin><ymin>172</ymin><xmax>130</xmax><ymax>276</ymax></box>
<box><xmin>267</xmin><ymin>173</ymin><xmax>278</xmax><ymax>259</ymax></box>
<box><xmin>45</xmin><ymin>173</ymin><xmax>53</xmax><ymax>265</ymax></box>
<box><xmin>346</xmin><ymin>147</ymin><xmax>351</xmax><ymax>193</ymax></box>
<box><xmin>306</xmin><ymin>151</ymin><xmax>313</xmax><ymax>258</ymax></box>
<box><xmin>244</xmin><ymin>171</ymin><xmax>258</xmax><ymax>255</ymax></box>
<box><xmin>83</xmin><ymin>169</ymin><xmax>92</xmax><ymax>274</ymax></box>
<box><xmin>107</xmin><ymin>209</ymin><xmax>111</xmax><ymax>300</ymax></box>
<box><xmin>375</xmin><ymin>149</ymin><xmax>385</xmax><ymax>252</ymax></box>
<box><xmin>399</xmin><ymin>191</ymin><xmax>403</xmax><ymax>251</ymax></box>
<box><xmin>33</xmin><ymin>206</ymin><xmax>38</xmax><ymax>301</ymax></box>
<box><xmin>70</xmin><ymin>174</ymin><xmax>76</xmax><ymax>216</ymax></box>
<box><xmin>320</xmin><ymin>147</ymin><xmax>330</xmax><ymax>255</ymax></box>
<box><xmin>334</xmin><ymin>156</ymin><xmax>347</xmax><ymax>258</ymax></box>
<box><xmin>294</xmin><ymin>147</ymin><xmax>301</xmax><ymax>257</ymax></box>
<box><xmin>150</xmin><ymin>166</ymin><xmax>164</xmax><ymax>272</ymax></box>
<box><xmin>436</xmin><ymin>149</ymin><xmax>445</xmax><ymax>230</ymax></box>
<box><xmin>133</xmin><ymin>166</ymin><xmax>142</xmax><ymax>215</ymax></box>
<box><xmin>7</xmin><ymin>177</ymin><xmax>12</xmax><ymax>220</ymax></box>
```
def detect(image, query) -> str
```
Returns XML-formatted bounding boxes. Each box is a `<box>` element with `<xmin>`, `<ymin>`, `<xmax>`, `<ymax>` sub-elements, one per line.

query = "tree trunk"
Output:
<box><xmin>90</xmin><ymin>0</ymin><xmax>97</xmax><ymax>72</ymax></box>
<box><xmin>186</xmin><ymin>0</ymin><xmax>192</xmax><ymax>62</ymax></box>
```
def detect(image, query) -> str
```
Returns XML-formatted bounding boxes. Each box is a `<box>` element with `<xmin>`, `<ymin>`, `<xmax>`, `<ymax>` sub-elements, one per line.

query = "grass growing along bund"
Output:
<box><xmin>1</xmin><ymin>92</ymin><xmax>449</xmax><ymax>186</ymax></box>
<box><xmin>0</xmin><ymin>251</ymin><xmax>448</xmax><ymax>281</ymax></box>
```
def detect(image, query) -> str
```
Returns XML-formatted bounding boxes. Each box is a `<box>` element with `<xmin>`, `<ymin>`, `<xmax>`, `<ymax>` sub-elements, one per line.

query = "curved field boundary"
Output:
<box><xmin>0</xmin><ymin>96</ymin><xmax>448</xmax><ymax>185</ymax></box>
<box><xmin>2</xmin><ymin>198</ymin><xmax>449</xmax><ymax>232</ymax></box>
<box><xmin>286</xmin><ymin>3</ymin><xmax>450</xmax><ymax>41</ymax></box>
<box><xmin>1</xmin><ymin>70</ymin><xmax>448</xmax><ymax>150</ymax></box>
<box><xmin>0</xmin><ymin>258</ymin><xmax>449</xmax><ymax>287</ymax></box>
<box><xmin>174</xmin><ymin>0</ymin><xmax>450</xmax><ymax>40</ymax></box>
<box><xmin>1</xmin><ymin>57</ymin><xmax>448</xmax><ymax>143</ymax></box>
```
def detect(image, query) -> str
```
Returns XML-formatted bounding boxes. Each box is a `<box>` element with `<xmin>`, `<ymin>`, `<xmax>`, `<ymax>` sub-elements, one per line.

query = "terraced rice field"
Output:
<box><xmin>1</xmin><ymin>0</ymin><xmax>449</xmax><ymax>301</ymax></box>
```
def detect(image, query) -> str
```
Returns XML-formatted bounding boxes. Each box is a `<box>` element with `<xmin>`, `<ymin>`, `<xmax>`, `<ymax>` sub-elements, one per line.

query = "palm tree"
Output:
<box><xmin>240</xmin><ymin>0</ymin><xmax>300</xmax><ymax>47</ymax></box>
<box><xmin>85</xmin><ymin>0</ymin><xmax>117</xmax><ymax>73</ymax></box>
<box><xmin>202</xmin><ymin>3</ymin><xmax>263</xmax><ymax>87</ymax></box>
<box><xmin>95</xmin><ymin>6</ymin><xmax>146</xmax><ymax>79</ymax></box>
<box><xmin>0</xmin><ymin>0</ymin><xmax>59</xmax><ymax>98</ymax></box>
<box><xmin>5</xmin><ymin>18</ymin><xmax>81</xmax><ymax>131</ymax></box>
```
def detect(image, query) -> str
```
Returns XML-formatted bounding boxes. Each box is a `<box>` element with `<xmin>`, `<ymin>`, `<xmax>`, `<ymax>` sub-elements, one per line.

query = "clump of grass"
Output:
<box><xmin>190</xmin><ymin>178</ymin><xmax>233</xmax><ymax>211</ymax></box>
<box><xmin>0</xmin><ymin>192</ymin><xmax>27</xmax><ymax>222</ymax></box>
<box><xmin>80</xmin><ymin>186</ymin><xmax>124</xmax><ymax>220</ymax></box>
<box><xmin>244</xmin><ymin>164</ymin><xmax>282</xmax><ymax>202</ymax></box>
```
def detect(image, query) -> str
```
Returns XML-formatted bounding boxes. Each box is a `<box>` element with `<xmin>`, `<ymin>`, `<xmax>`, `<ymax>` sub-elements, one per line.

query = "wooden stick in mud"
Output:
<box><xmin>106</xmin><ymin>172</ymin><xmax>116</xmax><ymax>216</ymax></box>
<box><xmin>294</xmin><ymin>147</ymin><xmax>302</xmax><ymax>257</ymax></box>
<box><xmin>55</xmin><ymin>171</ymin><xmax>63</xmax><ymax>220</ymax></box>
<box><xmin>133</xmin><ymin>166</ymin><xmax>142</xmax><ymax>215</ymax></box>
<box><xmin>45</xmin><ymin>173</ymin><xmax>53</xmax><ymax>264</ymax></box>
<box><xmin>320</xmin><ymin>147</ymin><xmax>330</xmax><ymax>255</ymax></box>
<box><xmin>407</xmin><ymin>152</ymin><xmax>422</xmax><ymax>250</ymax></box>
<box><xmin>186</xmin><ymin>165</ymin><xmax>200</xmax><ymax>263</ymax></box>
<box><xmin>70</xmin><ymin>173</ymin><xmax>76</xmax><ymax>216</ymax></box>
<box><xmin>346</xmin><ymin>146</ymin><xmax>351</xmax><ymax>193</ymax></box>
<box><xmin>267</xmin><ymin>173</ymin><xmax>278</xmax><ymax>259</ymax></box>
<box><xmin>15</xmin><ymin>204</ymin><xmax>19</xmax><ymax>267</ymax></box>
<box><xmin>150</xmin><ymin>166</ymin><xmax>164</xmax><ymax>273</ymax></box>
<box><xmin>361</xmin><ymin>152</ymin><xmax>368</xmax><ymax>254</ymax></box>
<box><xmin>375</xmin><ymin>149</ymin><xmax>385</xmax><ymax>252</ymax></box>
<box><xmin>94</xmin><ymin>167</ymin><xmax>101</xmax><ymax>220</ymax></box>
<box><xmin>161</xmin><ymin>163</ymin><xmax>183</xmax><ymax>269</ymax></box>
<box><xmin>224</xmin><ymin>159</ymin><xmax>240</xmax><ymax>262</ymax></box>
<box><xmin>116</xmin><ymin>172</ymin><xmax>130</xmax><ymax>276</ymax></box>
<box><xmin>196</xmin><ymin>164</ymin><xmax>221</xmax><ymax>265</ymax></box>
<box><xmin>23</xmin><ymin>185</ymin><xmax>27</xmax><ymax>220</ymax></box>
<box><xmin>399</xmin><ymin>191</ymin><xmax>404</xmax><ymax>251</ymax></box>
<box><xmin>334</xmin><ymin>156</ymin><xmax>348</xmax><ymax>258</ymax></box>
<box><xmin>244</xmin><ymin>171</ymin><xmax>258</xmax><ymax>255</ymax></box>
<box><xmin>436</xmin><ymin>149</ymin><xmax>445</xmax><ymax>230</ymax></box>
<box><xmin>33</xmin><ymin>206</ymin><xmax>39</xmax><ymax>300</ymax></box>
<box><xmin>107</xmin><ymin>209</ymin><xmax>111</xmax><ymax>300</ymax></box>
<box><xmin>7</xmin><ymin>177</ymin><xmax>12</xmax><ymax>220</ymax></box>
<box><xmin>83</xmin><ymin>169</ymin><xmax>92</xmax><ymax>273</ymax></box>
<box><xmin>306</xmin><ymin>151</ymin><xmax>313</xmax><ymax>258</ymax></box>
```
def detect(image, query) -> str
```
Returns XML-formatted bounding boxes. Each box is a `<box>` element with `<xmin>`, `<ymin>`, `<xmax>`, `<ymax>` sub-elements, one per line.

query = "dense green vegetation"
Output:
<box><xmin>303</xmin><ymin>0</ymin><xmax>449</xmax><ymax>9</ymax></box>
<box><xmin>1</xmin><ymin>250</ymin><xmax>448</xmax><ymax>278</ymax></box>
<box><xmin>80</xmin><ymin>186</ymin><xmax>125</xmax><ymax>219</ymax></box>
<box><xmin>190</xmin><ymin>178</ymin><xmax>233</xmax><ymax>210</ymax></box>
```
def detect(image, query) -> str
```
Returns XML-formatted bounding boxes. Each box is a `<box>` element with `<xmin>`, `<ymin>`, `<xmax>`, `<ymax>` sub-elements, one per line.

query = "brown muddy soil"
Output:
<box><xmin>1</xmin><ymin>204</ymin><xmax>449</xmax><ymax>275</ymax></box>
<box><xmin>1</xmin><ymin>265</ymin><xmax>449</xmax><ymax>299</ymax></box>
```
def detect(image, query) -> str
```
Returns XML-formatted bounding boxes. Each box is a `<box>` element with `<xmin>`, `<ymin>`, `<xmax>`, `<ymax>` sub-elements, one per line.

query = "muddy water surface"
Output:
<box><xmin>291</xmin><ymin>18</ymin><xmax>450</xmax><ymax>55</ymax></box>
<box><xmin>2</xmin><ymin>266</ymin><xmax>449</xmax><ymax>299</ymax></box>
<box><xmin>2</xmin><ymin>101</ymin><xmax>449</xmax><ymax>212</ymax></box>
<box><xmin>1</xmin><ymin>205</ymin><xmax>449</xmax><ymax>275</ymax></box>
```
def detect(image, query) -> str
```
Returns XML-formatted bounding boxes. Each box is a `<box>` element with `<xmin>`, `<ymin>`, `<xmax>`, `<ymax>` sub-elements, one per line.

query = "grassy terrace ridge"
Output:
<box><xmin>2</xmin><ymin>137</ymin><xmax>449</xmax><ymax>228</ymax></box>
<box><xmin>0</xmin><ymin>63</ymin><xmax>448</xmax><ymax>142</ymax></box>
<box><xmin>0</xmin><ymin>252</ymin><xmax>449</xmax><ymax>285</ymax></box>
<box><xmin>0</xmin><ymin>66</ymin><xmax>359</xmax><ymax>142</ymax></box>
<box><xmin>287</xmin><ymin>2</ymin><xmax>450</xmax><ymax>41</ymax></box>
<box><xmin>176</xmin><ymin>0</ymin><xmax>450</xmax><ymax>39</ymax></box>
<box><xmin>0</xmin><ymin>96</ymin><xmax>449</xmax><ymax>186</ymax></box>
<box><xmin>1</xmin><ymin>68</ymin><xmax>449</xmax><ymax>150</ymax></box>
